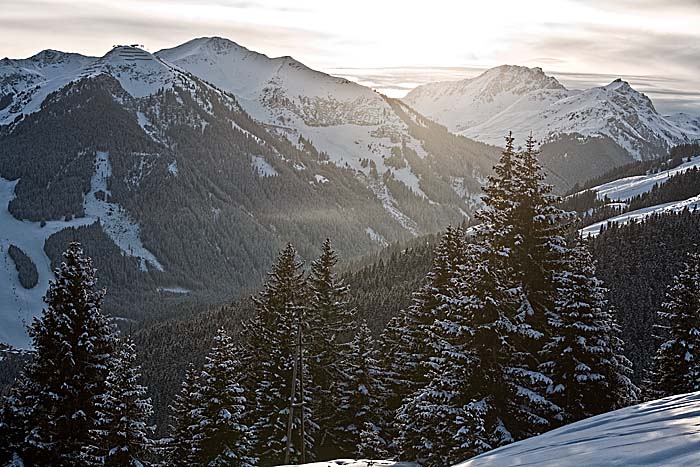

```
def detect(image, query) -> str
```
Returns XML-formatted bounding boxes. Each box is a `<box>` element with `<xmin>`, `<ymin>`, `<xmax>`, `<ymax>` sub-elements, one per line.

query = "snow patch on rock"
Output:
<box><xmin>251</xmin><ymin>155</ymin><xmax>278</xmax><ymax>177</ymax></box>
<box><xmin>84</xmin><ymin>151</ymin><xmax>164</xmax><ymax>272</ymax></box>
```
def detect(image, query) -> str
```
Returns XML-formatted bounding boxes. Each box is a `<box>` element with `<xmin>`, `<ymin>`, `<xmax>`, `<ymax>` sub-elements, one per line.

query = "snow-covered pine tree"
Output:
<box><xmin>475</xmin><ymin>133</ymin><xmax>569</xmax><ymax>437</ymax></box>
<box><xmin>382</xmin><ymin>226</ymin><xmax>467</xmax><ymax>410</ymax></box>
<box><xmin>398</xmin><ymin>134</ymin><xmax>577</xmax><ymax>465</ymax></box>
<box><xmin>396</xmin><ymin>247</ymin><xmax>505</xmax><ymax>466</ymax></box>
<box><xmin>87</xmin><ymin>336</ymin><xmax>155</xmax><ymax>467</ymax></box>
<box><xmin>0</xmin><ymin>242</ymin><xmax>115</xmax><ymax>467</ymax></box>
<box><xmin>306</xmin><ymin>239</ymin><xmax>355</xmax><ymax>458</ymax></box>
<box><xmin>336</xmin><ymin>321</ymin><xmax>388</xmax><ymax>459</ymax></box>
<box><xmin>167</xmin><ymin>364</ymin><xmax>202</xmax><ymax>467</ymax></box>
<box><xmin>646</xmin><ymin>253</ymin><xmax>700</xmax><ymax>398</ymax></box>
<box><xmin>191</xmin><ymin>328</ymin><xmax>255</xmax><ymax>467</ymax></box>
<box><xmin>245</xmin><ymin>243</ymin><xmax>315</xmax><ymax>466</ymax></box>
<box><xmin>357</xmin><ymin>420</ymin><xmax>390</xmax><ymax>460</ymax></box>
<box><xmin>541</xmin><ymin>239</ymin><xmax>638</xmax><ymax>424</ymax></box>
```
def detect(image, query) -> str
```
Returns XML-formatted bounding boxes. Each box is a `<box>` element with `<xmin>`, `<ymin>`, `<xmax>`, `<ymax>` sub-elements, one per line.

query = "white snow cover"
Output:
<box><xmin>281</xmin><ymin>460</ymin><xmax>416</xmax><ymax>467</ymax></box>
<box><xmin>0</xmin><ymin>178</ymin><xmax>93</xmax><ymax>348</ymax></box>
<box><xmin>0</xmin><ymin>151</ymin><xmax>164</xmax><ymax>347</ymax></box>
<box><xmin>156</xmin><ymin>286</ymin><xmax>190</xmax><ymax>294</ymax></box>
<box><xmin>580</xmin><ymin>155</ymin><xmax>700</xmax><ymax>201</ymax></box>
<box><xmin>456</xmin><ymin>391</ymin><xmax>700</xmax><ymax>466</ymax></box>
<box><xmin>404</xmin><ymin>66</ymin><xmax>700</xmax><ymax>160</ymax></box>
<box><xmin>365</xmin><ymin>227</ymin><xmax>389</xmax><ymax>247</ymax></box>
<box><xmin>581</xmin><ymin>194</ymin><xmax>700</xmax><ymax>237</ymax></box>
<box><xmin>0</xmin><ymin>50</ymin><xmax>94</xmax><ymax>125</ymax></box>
<box><xmin>84</xmin><ymin>152</ymin><xmax>164</xmax><ymax>272</ymax></box>
<box><xmin>0</xmin><ymin>46</ymin><xmax>195</xmax><ymax>126</ymax></box>
<box><xmin>251</xmin><ymin>155</ymin><xmax>279</xmax><ymax>177</ymax></box>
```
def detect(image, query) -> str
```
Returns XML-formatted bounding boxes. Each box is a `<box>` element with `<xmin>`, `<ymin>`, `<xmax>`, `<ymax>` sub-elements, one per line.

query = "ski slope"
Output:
<box><xmin>0</xmin><ymin>178</ymin><xmax>93</xmax><ymax>348</ymax></box>
<box><xmin>456</xmin><ymin>391</ymin><xmax>700</xmax><ymax>467</ymax></box>
<box><xmin>581</xmin><ymin>194</ymin><xmax>700</xmax><ymax>237</ymax></box>
<box><xmin>583</xmin><ymin>156</ymin><xmax>700</xmax><ymax>201</ymax></box>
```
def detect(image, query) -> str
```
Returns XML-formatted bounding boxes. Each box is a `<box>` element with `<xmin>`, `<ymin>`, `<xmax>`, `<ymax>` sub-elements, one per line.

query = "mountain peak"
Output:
<box><xmin>28</xmin><ymin>49</ymin><xmax>68</xmax><ymax>62</ymax></box>
<box><xmin>81</xmin><ymin>45</ymin><xmax>179</xmax><ymax>98</ymax></box>
<box><xmin>604</xmin><ymin>78</ymin><xmax>631</xmax><ymax>90</ymax></box>
<box><xmin>473</xmin><ymin>64</ymin><xmax>566</xmax><ymax>93</ymax></box>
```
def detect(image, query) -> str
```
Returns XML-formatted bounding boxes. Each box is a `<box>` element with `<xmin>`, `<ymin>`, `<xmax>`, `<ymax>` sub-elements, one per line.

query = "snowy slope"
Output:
<box><xmin>580</xmin><ymin>194</ymin><xmax>700</xmax><ymax>237</ymax></box>
<box><xmin>156</xmin><ymin>37</ymin><xmax>444</xmax><ymax>224</ymax></box>
<box><xmin>0</xmin><ymin>50</ymin><xmax>95</xmax><ymax>125</ymax></box>
<box><xmin>0</xmin><ymin>45</ymin><xmax>195</xmax><ymax>125</ymax></box>
<box><xmin>404</xmin><ymin>66</ymin><xmax>700</xmax><ymax>160</ymax></box>
<box><xmin>79</xmin><ymin>46</ymin><xmax>187</xmax><ymax>97</ymax></box>
<box><xmin>582</xmin><ymin>155</ymin><xmax>700</xmax><ymax>201</ymax></box>
<box><xmin>0</xmin><ymin>149</ymin><xmax>165</xmax><ymax>348</ymax></box>
<box><xmin>282</xmin><ymin>460</ymin><xmax>417</xmax><ymax>467</ymax></box>
<box><xmin>0</xmin><ymin>178</ymin><xmax>94</xmax><ymax>348</ymax></box>
<box><xmin>456</xmin><ymin>391</ymin><xmax>700</xmax><ymax>466</ymax></box>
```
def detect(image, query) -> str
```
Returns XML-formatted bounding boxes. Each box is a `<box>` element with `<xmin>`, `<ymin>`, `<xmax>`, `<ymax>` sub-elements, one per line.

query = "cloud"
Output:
<box><xmin>573</xmin><ymin>0</ymin><xmax>700</xmax><ymax>11</ymax></box>
<box><xmin>519</xmin><ymin>25</ymin><xmax>700</xmax><ymax>80</ymax></box>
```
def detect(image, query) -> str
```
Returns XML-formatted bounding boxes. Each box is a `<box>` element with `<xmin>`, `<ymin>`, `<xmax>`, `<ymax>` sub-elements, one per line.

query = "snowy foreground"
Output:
<box><xmin>458</xmin><ymin>391</ymin><xmax>700</xmax><ymax>467</ymax></box>
<box><xmin>280</xmin><ymin>461</ymin><xmax>417</xmax><ymax>467</ymax></box>
<box><xmin>290</xmin><ymin>392</ymin><xmax>700</xmax><ymax>467</ymax></box>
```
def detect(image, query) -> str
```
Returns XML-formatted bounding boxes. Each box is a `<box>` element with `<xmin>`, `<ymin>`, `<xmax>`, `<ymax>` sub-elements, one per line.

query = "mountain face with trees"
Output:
<box><xmin>1</xmin><ymin>135</ymin><xmax>697</xmax><ymax>466</ymax></box>
<box><xmin>0</xmin><ymin>43</ymin><xmax>504</xmax><ymax>349</ymax></box>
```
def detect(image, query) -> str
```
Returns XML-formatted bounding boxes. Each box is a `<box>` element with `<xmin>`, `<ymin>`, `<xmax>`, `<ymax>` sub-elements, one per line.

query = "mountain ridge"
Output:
<box><xmin>405</xmin><ymin>65</ymin><xmax>700</xmax><ymax>161</ymax></box>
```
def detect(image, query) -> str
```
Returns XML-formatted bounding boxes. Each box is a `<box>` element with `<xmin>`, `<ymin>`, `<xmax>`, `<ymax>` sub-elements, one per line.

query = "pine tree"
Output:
<box><xmin>396</xmin><ymin>248</ymin><xmax>506</xmax><ymax>466</ymax></box>
<box><xmin>541</xmin><ymin>239</ymin><xmax>638</xmax><ymax>424</ymax></box>
<box><xmin>336</xmin><ymin>321</ymin><xmax>388</xmax><ymax>459</ymax></box>
<box><xmin>357</xmin><ymin>420</ymin><xmax>390</xmax><ymax>460</ymax></box>
<box><xmin>245</xmin><ymin>243</ymin><xmax>315</xmax><ymax>466</ymax></box>
<box><xmin>0</xmin><ymin>242</ymin><xmax>115</xmax><ymax>467</ymax></box>
<box><xmin>167</xmin><ymin>365</ymin><xmax>202</xmax><ymax>467</ymax></box>
<box><xmin>647</xmin><ymin>253</ymin><xmax>700</xmax><ymax>398</ymax></box>
<box><xmin>306</xmin><ymin>239</ymin><xmax>355</xmax><ymax>458</ymax></box>
<box><xmin>397</xmin><ymin>134</ymin><xmax>577</xmax><ymax>463</ymax></box>
<box><xmin>87</xmin><ymin>337</ymin><xmax>155</xmax><ymax>467</ymax></box>
<box><xmin>376</xmin><ymin>311</ymin><xmax>410</xmax><ymax>436</ymax></box>
<box><xmin>475</xmin><ymin>134</ymin><xmax>569</xmax><ymax>436</ymax></box>
<box><xmin>192</xmin><ymin>328</ymin><xmax>255</xmax><ymax>467</ymax></box>
<box><xmin>381</xmin><ymin>226</ymin><xmax>467</xmax><ymax>415</ymax></box>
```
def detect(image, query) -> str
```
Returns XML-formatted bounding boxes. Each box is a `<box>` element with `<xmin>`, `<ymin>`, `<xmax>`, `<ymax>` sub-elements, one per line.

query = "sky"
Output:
<box><xmin>2</xmin><ymin>0</ymin><xmax>699</xmax><ymax>113</ymax></box>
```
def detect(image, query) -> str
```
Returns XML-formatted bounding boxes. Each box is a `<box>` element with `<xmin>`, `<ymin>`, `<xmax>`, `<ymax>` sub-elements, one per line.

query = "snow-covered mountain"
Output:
<box><xmin>0</xmin><ymin>49</ymin><xmax>94</xmax><ymax>125</ymax></box>
<box><xmin>404</xmin><ymin>65</ymin><xmax>700</xmax><ymax>160</ymax></box>
<box><xmin>156</xmin><ymin>37</ymin><xmax>480</xmax><ymax>201</ymax></box>
<box><xmin>403</xmin><ymin>65</ymin><xmax>566</xmax><ymax>133</ymax></box>
<box><xmin>0</xmin><ymin>40</ymin><xmax>500</xmax><ymax>348</ymax></box>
